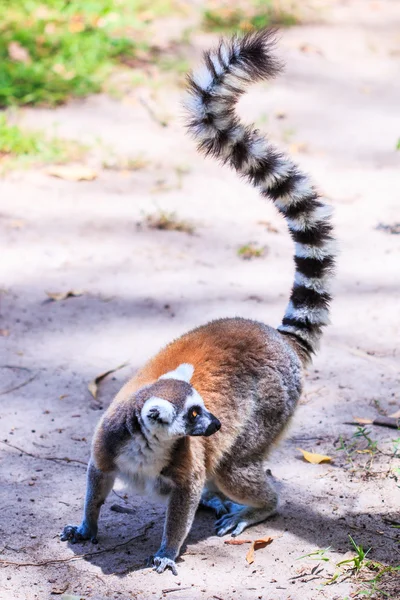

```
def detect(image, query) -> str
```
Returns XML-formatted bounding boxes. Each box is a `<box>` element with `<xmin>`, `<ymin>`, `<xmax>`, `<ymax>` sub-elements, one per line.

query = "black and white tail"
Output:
<box><xmin>185</xmin><ymin>29</ymin><xmax>336</xmax><ymax>362</ymax></box>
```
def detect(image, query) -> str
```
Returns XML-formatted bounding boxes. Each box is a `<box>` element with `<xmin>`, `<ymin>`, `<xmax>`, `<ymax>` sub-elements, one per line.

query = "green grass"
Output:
<box><xmin>203</xmin><ymin>0</ymin><xmax>297</xmax><ymax>33</ymax></box>
<box><xmin>144</xmin><ymin>210</ymin><xmax>195</xmax><ymax>234</ymax></box>
<box><xmin>0</xmin><ymin>0</ymin><xmax>181</xmax><ymax>107</ymax></box>
<box><xmin>0</xmin><ymin>113</ymin><xmax>85</xmax><ymax>174</ymax></box>
<box><xmin>297</xmin><ymin>547</ymin><xmax>331</xmax><ymax>562</ymax></box>
<box><xmin>238</xmin><ymin>243</ymin><xmax>266</xmax><ymax>259</ymax></box>
<box><xmin>337</xmin><ymin>536</ymin><xmax>371</xmax><ymax>573</ymax></box>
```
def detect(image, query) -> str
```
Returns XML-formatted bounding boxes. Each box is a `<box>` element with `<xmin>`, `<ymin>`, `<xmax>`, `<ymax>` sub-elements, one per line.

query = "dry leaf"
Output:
<box><xmin>46</xmin><ymin>165</ymin><xmax>98</xmax><ymax>181</ymax></box>
<box><xmin>224</xmin><ymin>539</ymin><xmax>252</xmax><ymax>545</ymax></box>
<box><xmin>8</xmin><ymin>41</ymin><xmax>31</xmax><ymax>63</ymax></box>
<box><xmin>289</xmin><ymin>142</ymin><xmax>308</xmax><ymax>154</ymax></box>
<box><xmin>9</xmin><ymin>219</ymin><xmax>26</xmax><ymax>229</ymax></box>
<box><xmin>68</xmin><ymin>21</ymin><xmax>85</xmax><ymax>33</ymax></box>
<box><xmin>46</xmin><ymin>290</ymin><xmax>83</xmax><ymax>302</ymax></box>
<box><xmin>352</xmin><ymin>417</ymin><xmax>374</xmax><ymax>425</ymax></box>
<box><xmin>246</xmin><ymin>537</ymin><xmax>274</xmax><ymax>564</ymax></box>
<box><xmin>88</xmin><ymin>363</ymin><xmax>129</xmax><ymax>399</ymax></box>
<box><xmin>299</xmin><ymin>43</ymin><xmax>323</xmax><ymax>56</ymax></box>
<box><xmin>389</xmin><ymin>409</ymin><xmax>400</xmax><ymax>419</ymax></box>
<box><xmin>51</xmin><ymin>582</ymin><xmax>69</xmax><ymax>595</ymax></box>
<box><xmin>297</xmin><ymin>448</ymin><xmax>332</xmax><ymax>464</ymax></box>
<box><xmin>257</xmin><ymin>220</ymin><xmax>279</xmax><ymax>233</ymax></box>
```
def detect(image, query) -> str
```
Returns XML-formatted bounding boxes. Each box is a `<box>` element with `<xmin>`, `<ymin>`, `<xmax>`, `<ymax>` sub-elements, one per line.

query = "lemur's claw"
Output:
<box><xmin>60</xmin><ymin>524</ymin><xmax>97</xmax><ymax>544</ymax></box>
<box><xmin>149</xmin><ymin>555</ymin><xmax>178</xmax><ymax>575</ymax></box>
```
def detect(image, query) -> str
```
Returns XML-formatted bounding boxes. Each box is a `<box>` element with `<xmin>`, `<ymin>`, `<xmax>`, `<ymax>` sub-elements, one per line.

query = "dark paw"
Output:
<box><xmin>60</xmin><ymin>524</ymin><xmax>98</xmax><ymax>544</ymax></box>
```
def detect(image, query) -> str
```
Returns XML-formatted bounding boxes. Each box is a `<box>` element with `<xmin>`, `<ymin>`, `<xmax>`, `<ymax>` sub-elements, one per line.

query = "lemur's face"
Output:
<box><xmin>139</xmin><ymin>364</ymin><xmax>221</xmax><ymax>440</ymax></box>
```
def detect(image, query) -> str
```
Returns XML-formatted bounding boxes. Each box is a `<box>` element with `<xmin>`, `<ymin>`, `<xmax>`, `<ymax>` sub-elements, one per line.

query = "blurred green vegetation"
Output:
<box><xmin>0</xmin><ymin>113</ymin><xmax>86</xmax><ymax>173</ymax></box>
<box><xmin>202</xmin><ymin>0</ymin><xmax>297</xmax><ymax>32</ymax></box>
<box><xmin>0</xmin><ymin>1</ymin><xmax>299</xmax><ymax>108</ymax></box>
<box><xmin>0</xmin><ymin>0</ymin><xmax>178</xmax><ymax>107</ymax></box>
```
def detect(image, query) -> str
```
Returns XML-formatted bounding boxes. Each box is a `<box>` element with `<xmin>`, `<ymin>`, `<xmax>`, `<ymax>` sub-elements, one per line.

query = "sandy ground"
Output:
<box><xmin>1</xmin><ymin>2</ymin><xmax>400</xmax><ymax>599</ymax></box>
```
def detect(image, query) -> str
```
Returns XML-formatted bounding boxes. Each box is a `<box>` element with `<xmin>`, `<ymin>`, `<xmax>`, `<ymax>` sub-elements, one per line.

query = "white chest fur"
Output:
<box><xmin>115</xmin><ymin>432</ymin><xmax>174</xmax><ymax>498</ymax></box>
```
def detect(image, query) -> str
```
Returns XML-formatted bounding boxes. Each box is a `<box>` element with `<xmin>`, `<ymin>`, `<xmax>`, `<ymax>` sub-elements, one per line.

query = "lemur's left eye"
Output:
<box><xmin>189</xmin><ymin>407</ymin><xmax>201</xmax><ymax>421</ymax></box>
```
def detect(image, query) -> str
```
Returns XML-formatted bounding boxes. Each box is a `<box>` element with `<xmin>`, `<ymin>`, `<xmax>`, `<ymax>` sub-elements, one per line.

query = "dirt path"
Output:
<box><xmin>1</xmin><ymin>3</ymin><xmax>399</xmax><ymax>599</ymax></box>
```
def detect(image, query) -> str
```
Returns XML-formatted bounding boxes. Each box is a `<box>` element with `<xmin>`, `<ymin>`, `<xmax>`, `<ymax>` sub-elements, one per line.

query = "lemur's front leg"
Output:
<box><xmin>61</xmin><ymin>460</ymin><xmax>115</xmax><ymax>544</ymax></box>
<box><xmin>151</xmin><ymin>478</ymin><xmax>204</xmax><ymax>575</ymax></box>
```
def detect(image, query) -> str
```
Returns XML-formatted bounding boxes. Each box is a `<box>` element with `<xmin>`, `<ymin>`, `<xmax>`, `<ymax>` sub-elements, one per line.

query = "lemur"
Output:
<box><xmin>61</xmin><ymin>30</ymin><xmax>335</xmax><ymax>575</ymax></box>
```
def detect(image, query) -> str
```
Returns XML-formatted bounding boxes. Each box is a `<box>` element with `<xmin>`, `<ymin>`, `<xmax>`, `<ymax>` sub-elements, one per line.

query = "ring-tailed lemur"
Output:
<box><xmin>61</xmin><ymin>29</ymin><xmax>335</xmax><ymax>575</ymax></box>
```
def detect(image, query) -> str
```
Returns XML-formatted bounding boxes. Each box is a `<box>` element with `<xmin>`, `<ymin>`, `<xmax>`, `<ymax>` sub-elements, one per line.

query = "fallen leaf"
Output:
<box><xmin>352</xmin><ymin>417</ymin><xmax>374</xmax><ymax>425</ymax></box>
<box><xmin>289</xmin><ymin>142</ymin><xmax>308</xmax><ymax>154</ymax></box>
<box><xmin>389</xmin><ymin>409</ymin><xmax>400</xmax><ymax>419</ymax></box>
<box><xmin>297</xmin><ymin>448</ymin><xmax>332</xmax><ymax>464</ymax></box>
<box><xmin>8</xmin><ymin>41</ymin><xmax>31</xmax><ymax>63</ymax></box>
<box><xmin>257</xmin><ymin>220</ymin><xmax>279</xmax><ymax>233</ymax></box>
<box><xmin>46</xmin><ymin>165</ymin><xmax>98</xmax><ymax>181</ymax></box>
<box><xmin>8</xmin><ymin>219</ymin><xmax>26</xmax><ymax>229</ymax></box>
<box><xmin>299</xmin><ymin>43</ymin><xmax>323</xmax><ymax>56</ymax></box>
<box><xmin>0</xmin><ymin>329</ymin><xmax>10</xmax><ymax>337</ymax></box>
<box><xmin>246</xmin><ymin>537</ymin><xmax>274</xmax><ymax>564</ymax></box>
<box><xmin>51</xmin><ymin>582</ymin><xmax>69</xmax><ymax>594</ymax></box>
<box><xmin>46</xmin><ymin>290</ymin><xmax>83</xmax><ymax>302</ymax></box>
<box><xmin>68</xmin><ymin>21</ymin><xmax>85</xmax><ymax>33</ymax></box>
<box><xmin>88</xmin><ymin>363</ymin><xmax>129</xmax><ymax>399</ymax></box>
<box><xmin>224</xmin><ymin>539</ymin><xmax>252</xmax><ymax>545</ymax></box>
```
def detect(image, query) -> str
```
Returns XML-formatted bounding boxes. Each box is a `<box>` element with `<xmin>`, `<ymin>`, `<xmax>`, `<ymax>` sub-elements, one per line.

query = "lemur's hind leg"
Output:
<box><xmin>61</xmin><ymin>461</ymin><xmax>115</xmax><ymax>544</ymax></box>
<box><xmin>200</xmin><ymin>482</ymin><xmax>242</xmax><ymax>518</ymax></box>
<box><xmin>214</xmin><ymin>462</ymin><xmax>277</xmax><ymax>537</ymax></box>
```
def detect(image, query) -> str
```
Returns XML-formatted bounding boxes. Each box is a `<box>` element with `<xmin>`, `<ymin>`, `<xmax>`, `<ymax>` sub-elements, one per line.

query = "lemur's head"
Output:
<box><xmin>137</xmin><ymin>364</ymin><xmax>221</xmax><ymax>440</ymax></box>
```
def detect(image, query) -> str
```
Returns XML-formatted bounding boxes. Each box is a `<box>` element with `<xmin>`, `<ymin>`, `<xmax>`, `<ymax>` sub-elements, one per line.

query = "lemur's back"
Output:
<box><xmin>112</xmin><ymin>317</ymin><xmax>303</xmax><ymax>472</ymax></box>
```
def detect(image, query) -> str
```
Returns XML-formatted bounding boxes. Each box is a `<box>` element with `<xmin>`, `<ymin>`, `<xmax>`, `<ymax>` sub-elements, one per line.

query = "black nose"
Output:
<box><xmin>204</xmin><ymin>418</ymin><xmax>221</xmax><ymax>437</ymax></box>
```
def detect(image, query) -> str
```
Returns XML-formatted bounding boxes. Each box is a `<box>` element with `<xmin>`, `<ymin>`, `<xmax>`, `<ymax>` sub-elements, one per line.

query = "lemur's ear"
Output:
<box><xmin>142</xmin><ymin>397</ymin><xmax>175</xmax><ymax>425</ymax></box>
<box><xmin>159</xmin><ymin>363</ymin><xmax>194</xmax><ymax>383</ymax></box>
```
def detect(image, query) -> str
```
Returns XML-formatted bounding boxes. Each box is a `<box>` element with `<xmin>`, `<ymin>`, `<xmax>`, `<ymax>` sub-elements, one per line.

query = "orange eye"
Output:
<box><xmin>191</xmin><ymin>409</ymin><xmax>198</xmax><ymax>418</ymax></box>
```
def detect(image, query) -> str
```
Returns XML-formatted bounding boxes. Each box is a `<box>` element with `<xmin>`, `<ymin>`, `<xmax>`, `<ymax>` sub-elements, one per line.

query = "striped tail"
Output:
<box><xmin>185</xmin><ymin>29</ymin><xmax>336</xmax><ymax>362</ymax></box>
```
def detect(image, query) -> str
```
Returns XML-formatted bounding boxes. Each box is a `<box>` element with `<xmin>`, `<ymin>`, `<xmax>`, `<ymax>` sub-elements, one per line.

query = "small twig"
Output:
<box><xmin>290</xmin><ymin>437</ymin><xmax>324</xmax><ymax>442</ymax></box>
<box><xmin>0</xmin><ymin>365</ymin><xmax>37</xmax><ymax>396</ymax></box>
<box><xmin>139</xmin><ymin>96</ymin><xmax>168</xmax><ymax>127</ymax></box>
<box><xmin>345</xmin><ymin>417</ymin><xmax>400</xmax><ymax>430</ymax></box>
<box><xmin>110</xmin><ymin>504</ymin><xmax>136</xmax><ymax>515</ymax></box>
<box><xmin>112</xmin><ymin>489</ymin><xmax>129</xmax><ymax>503</ymax></box>
<box><xmin>383</xmin><ymin>518</ymin><xmax>400</xmax><ymax>526</ymax></box>
<box><xmin>0</xmin><ymin>521</ymin><xmax>155</xmax><ymax>568</ymax></box>
<box><xmin>0</xmin><ymin>440</ymin><xmax>87</xmax><ymax>467</ymax></box>
<box><xmin>162</xmin><ymin>587</ymin><xmax>192</xmax><ymax>594</ymax></box>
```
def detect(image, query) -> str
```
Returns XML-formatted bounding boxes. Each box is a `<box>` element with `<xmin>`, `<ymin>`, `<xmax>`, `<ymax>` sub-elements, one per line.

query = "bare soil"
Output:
<box><xmin>1</xmin><ymin>2</ymin><xmax>399</xmax><ymax>599</ymax></box>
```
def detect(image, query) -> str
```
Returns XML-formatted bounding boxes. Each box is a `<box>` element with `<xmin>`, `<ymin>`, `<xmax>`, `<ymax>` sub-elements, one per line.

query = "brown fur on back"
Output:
<box><xmin>94</xmin><ymin>318</ymin><xmax>302</xmax><ymax>477</ymax></box>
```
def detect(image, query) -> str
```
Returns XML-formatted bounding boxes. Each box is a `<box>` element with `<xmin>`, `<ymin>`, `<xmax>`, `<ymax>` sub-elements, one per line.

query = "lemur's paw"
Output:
<box><xmin>149</xmin><ymin>555</ymin><xmax>178</xmax><ymax>575</ymax></box>
<box><xmin>60</xmin><ymin>524</ymin><xmax>98</xmax><ymax>544</ymax></box>
<box><xmin>200</xmin><ymin>495</ymin><xmax>228</xmax><ymax>518</ymax></box>
<box><xmin>215</xmin><ymin>506</ymin><xmax>276</xmax><ymax>537</ymax></box>
<box><xmin>215</xmin><ymin>509</ymin><xmax>248</xmax><ymax>537</ymax></box>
